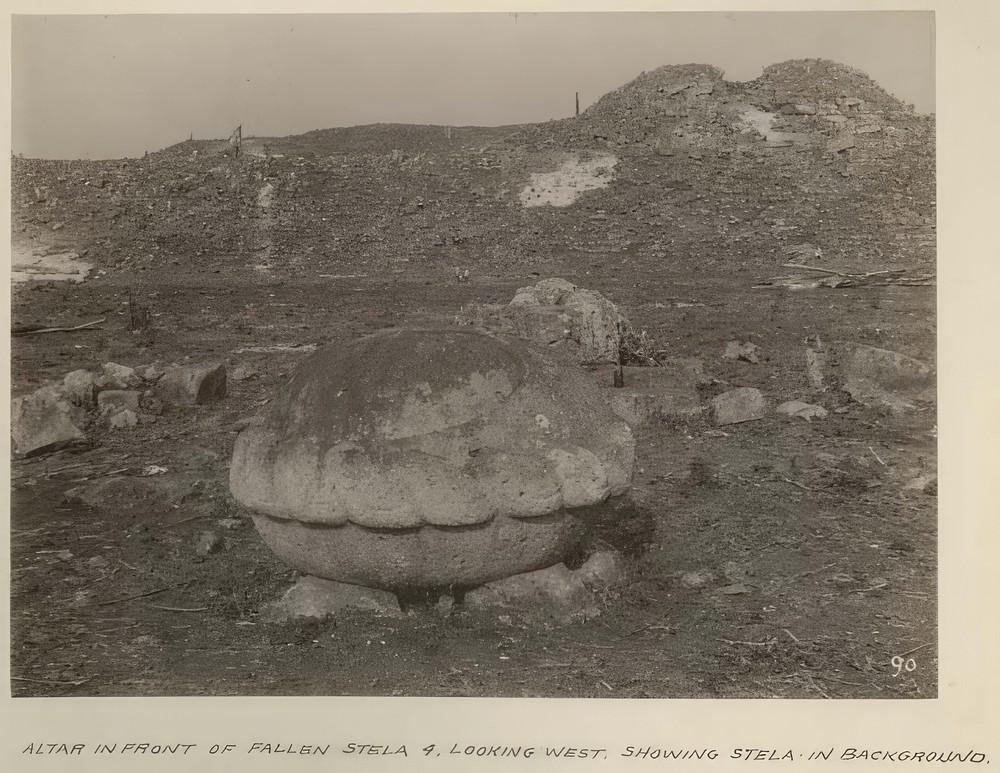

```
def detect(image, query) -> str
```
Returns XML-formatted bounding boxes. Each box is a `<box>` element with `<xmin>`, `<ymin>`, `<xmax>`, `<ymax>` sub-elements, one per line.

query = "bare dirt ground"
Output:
<box><xmin>9</xmin><ymin>60</ymin><xmax>936</xmax><ymax>699</ymax></box>
<box><xmin>9</xmin><ymin>267</ymin><xmax>936</xmax><ymax>699</ymax></box>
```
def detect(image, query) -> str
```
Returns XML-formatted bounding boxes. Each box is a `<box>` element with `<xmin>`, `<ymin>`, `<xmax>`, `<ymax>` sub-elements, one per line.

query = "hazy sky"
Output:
<box><xmin>12</xmin><ymin>12</ymin><xmax>934</xmax><ymax>160</ymax></box>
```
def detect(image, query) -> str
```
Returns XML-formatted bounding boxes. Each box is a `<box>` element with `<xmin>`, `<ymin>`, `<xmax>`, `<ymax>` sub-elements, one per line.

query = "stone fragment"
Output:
<box><xmin>230</xmin><ymin>364</ymin><xmax>259</xmax><ymax>382</ymax></box>
<box><xmin>260</xmin><ymin>575</ymin><xmax>402</xmax><ymax>622</ymax></box>
<box><xmin>723</xmin><ymin>341</ymin><xmax>761</xmax><ymax>363</ymax></box>
<box><xmin>195</xmin><ymin>531</ymin><xmax>224</xmax><ymax>556</ymax></box>
<box><xmin>98</xmin><ymin>389</ymin><xmax>141</xmax><ymax>415</ymax></box>
<box><xmin>464</xmin><ymin>563</ymin><xmax>601</xmax><ymax>624</ymax></box>
<box><xmin>828</xmin><ymin>135</ymin><xmax>856</xmax><ymax>153</ymax></box>
<box><xmin>11</xmin><ymin>386</ymin><xmax>87</xmax><ymax>456</ymax></box>
<box><xmin>608</xmin><ymin>360</ymin><xmax>705</xmax><ymax>426</ymax></box>
<box><xmin>680</xmin><ymin>570</ymin><xmax>714</xmax><ymax>589</ymax></box>
<box><xmin>776</xmin><ymin>400</ymin><xmax>828</xmax><ymax>421</ymax></box>
<box><xmin>711</xmin><ymin>388</ymin><xmax>767</xmax><ymax>426</ymax></box>
<box><xmin>156</xmin><ymin>362</ymin><xmax>227</xmax><ymax>405</ymax></box>
<box><xmin>574</xmin><ymin>550</ymin><xmax>625</xmax><ymax>591</ymax></box>
<box><xmin>109</xmin><ymin>409</ymin><xmax>139</xmax><ymax>429</ymax></box>
<box><xmin>805</xmin><ymin>340</ymin><xmax>826</xmax><ymax>391</ymax></box>
<box><xmin>102</xmin><ymin>362</ymin><xmax>141</xmax><ymax>388</ymax></box>
<box><xmin>61</xmin><ymin>369</ymin><xmax>99</xmax><ymax>408</ymax></box>
<box><xmin>134</xmin><ymin>361</ymin><xmax>167</xmax><ymax>383</ymax></box>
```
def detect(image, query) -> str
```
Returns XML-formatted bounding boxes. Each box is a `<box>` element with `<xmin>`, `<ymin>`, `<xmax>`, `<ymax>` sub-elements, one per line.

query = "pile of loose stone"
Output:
<box><xmin>11</xmin><ymin>360</ymin><xmax>227</xmax><ymax>457</ymax></box>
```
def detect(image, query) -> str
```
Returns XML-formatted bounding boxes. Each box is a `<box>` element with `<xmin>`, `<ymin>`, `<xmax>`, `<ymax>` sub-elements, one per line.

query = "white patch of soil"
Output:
<box><xmin>520</xmin><ymin>154</ymin><xmax>618</xmax><ymax>207</ymax></box>
<box><xmin>738</xmin><ymin>107</ymin><xmax>811</xmax><ymax>146</ymax></box>
<box><xmin>12</xmin><ymin>245</ymin><xmax>93</xmax><ymax>284</ymax></box>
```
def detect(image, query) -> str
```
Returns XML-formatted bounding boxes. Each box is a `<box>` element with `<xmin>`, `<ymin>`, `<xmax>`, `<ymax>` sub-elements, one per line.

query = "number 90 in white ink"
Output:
<box><xmin>891</xmin><ymin>655</ymin><xmax>917</xmax><ymax>677</ymax></box>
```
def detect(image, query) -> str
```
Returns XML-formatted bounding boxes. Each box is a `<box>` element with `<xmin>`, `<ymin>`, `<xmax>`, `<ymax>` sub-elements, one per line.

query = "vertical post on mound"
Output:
<box><xmin>576</xmin><ymin>92</ymin><xmax>580</xmax><ymax>116</ymax></box>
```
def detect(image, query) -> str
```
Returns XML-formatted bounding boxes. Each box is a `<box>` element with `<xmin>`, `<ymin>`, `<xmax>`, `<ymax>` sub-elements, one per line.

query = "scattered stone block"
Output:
<box><xmin>575</xmin><ymin>550</ymin><xmax>626</xmax><ymax>591</ymax></box>
<box><xmin>61</xmin><ymin>369</ymin><xmax>98</xmax><ymax>408</ymax></box>
<box><xmin>98</xmin><ymin>389</ymin><xmax>141</xmax><ymax>415</ymax></box>
<box><xmin>260</xmin><ymin>575</ymin><xmax>402</xmax><ymax>622</ymax></box>
<box><xmin>837</xmin><ymin>343</ymin><xmax>934</xmax><ymax>412</ymax></box>
<box><xmin>711</xmin><ymin>387</ymin><xmax>767</xmax><ymax>426</ymax></box>
<box><xmin>608</xmin><ymin>361</ymin><xmax>705</xmax><ymax>426</ymax></box>
<box><xmin>828</xmin><ymin>135</ymin><xmax>856</xmax><ymax>153</ymax></box>
<box><xmin>776</xmin><ymin>400</ymin><xmax>828</xmax><ymax>421</ymax></box>
<box><xmin>156</xmin><ymin>362</ymin><xmax>227</xmax><ymax>405</ymax></box>
<box><xmin>102</xmin><ymin>362</ymin><xmax>141</xmax><ymax>388</ymax></box>
<box><xmin>465</xmin><ymin>563</ymin><xmax>601</xmax><ymax>624</ymax></box>
<box><xmin>195</xmin><ymin>531</ymin><xmax>224</xmax><ymax>556</ymax></box>
<box><xmin>11</xmin><ymin>386</ymin><xmax>87</xmax><ymax>456</ymax></box>
<box><xmin>109</xmin><ymin>409</ymin><xmax>139</xmax><ymax>429</ymax></box>
<box><xmin>134</xmin><ymin>361</ymin><xmax>167</xmax><ymax>383</ymax></box>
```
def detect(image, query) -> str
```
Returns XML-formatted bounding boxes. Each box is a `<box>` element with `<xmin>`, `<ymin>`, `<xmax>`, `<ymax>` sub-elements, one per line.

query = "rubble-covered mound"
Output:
<box><xmin>11</xmin><ymin>58</ymin><xmax>935</xmax><ymax>283</ymax></box>
<box><xmin>748</xmin><ymin>58</ymin><xmax>916</xmax><ymax>113</ymax></box>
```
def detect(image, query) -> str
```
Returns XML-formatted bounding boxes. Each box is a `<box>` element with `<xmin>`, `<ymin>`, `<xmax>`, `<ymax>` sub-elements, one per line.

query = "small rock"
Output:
<box><xmin>575</xmin><ymin>551</ymin><xmax>625</xmax><ymax>591</ymax></box>
<box><xmin>94</xmin><ymin>372</ymin><xmax>127</xmax><ymax>392</ymax></box>
<box><xmin>216</xmin><ymin>517</ymin><xmax>244</xmax><ymax>530</ymax></box>
<box><xmin>109</xmin><ymin>409</ymin><xmax>139</xmax><ymax>429</ymax></box>
<box><xmin>156</xmin><ymin>362</ymin><xmax>227</xmax><ymax>405</ymax></box>
<box><xmin>134</xmin><ymin>361</ymin><xmax>167</xmax><ymax>383</ymax></box>
<box><xmin>230</xmin><ymin>365</ymin><xmax>259</xmax><ymax>382</ymax></box>
<box><xmin>718</xmin><ymin>583</ymin><xmax>749</xmax><ymax>595</ymax></box>
<box><xmin>465</xmin><ymin>563</ymin><xmax>601</xmax><ymax>624</ymax></box>
<box><xmin>680</xmin><ymin>570</ymin><xmax>715</xmax><ymax>589</ymax></box>
<box><xmin>102</xmin><ymin>362</ymin><xmax>141</xmax><ymax>388</ymax></box>
<box><xmin>711</xmin><ymin>388</ymin><xmax>767</xmax><ymax>426</ymax></box>
<box><xmin>260</xmin><ymin>575</ymin><xmax>402</xmax><ymax>622</ymax></box>
<box><xmin>98</xmin><ymin>389</ymin><xmax>141</xmax><ymax>415</ymax></box>
<box><xmin>776</xmin><ymin>400</ymin><xmax>828</xmax><ymax>421</ymax></box>
<box><xmin>723</xmin><ymin>341</ymin><xmax>760</xmax><ymax>363</ymax></box>
<box><xmin>195</xmin><ymin>531</ymin><xmax>224</xmax><ymax>556</ymax></box>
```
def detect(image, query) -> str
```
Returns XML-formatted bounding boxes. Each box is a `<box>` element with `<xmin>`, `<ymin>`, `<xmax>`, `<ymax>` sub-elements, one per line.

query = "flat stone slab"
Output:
<box><xmin>711</xmin><ymin>387</ymin><xmax>767</xmax><ymax>426</ymax></box>
<box><xmin>156</xmin><ymin>362</ymin><xmax>227</xmax><ymax>405</ymax></box>
<box><xmin>608</xmin><ymin>360</ymin><xmax>706</xmax><ymax>426</ymax></box>
<box><xmin>776</xmin><ymin>400</ymin><xmax>828</xmax><ymax>421</ymax></box>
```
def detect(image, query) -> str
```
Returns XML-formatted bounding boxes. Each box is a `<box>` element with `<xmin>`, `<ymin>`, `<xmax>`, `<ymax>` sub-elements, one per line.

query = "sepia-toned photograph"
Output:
<box><xmin>10</xmin><ymin>11</ymin><xmax>936</xmax><ymax>700</ymax></box>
